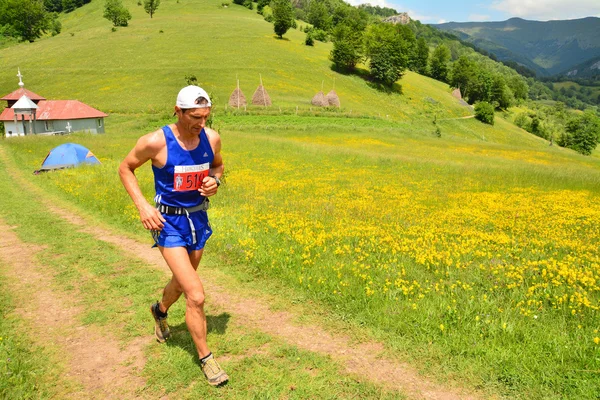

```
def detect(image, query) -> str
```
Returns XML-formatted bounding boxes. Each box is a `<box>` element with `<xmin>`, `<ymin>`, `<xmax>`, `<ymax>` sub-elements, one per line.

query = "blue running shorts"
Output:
<box><xmin>152</xmin><ymin>210</ymin><xmax>213</xmax><ymax>253</ymax></box>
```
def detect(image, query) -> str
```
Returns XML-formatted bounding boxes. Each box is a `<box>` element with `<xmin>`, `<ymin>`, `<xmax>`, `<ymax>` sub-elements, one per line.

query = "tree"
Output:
<box><xmin>44</xmin><ymin>0</ymin><xmax>63</xmax><ymax>12</ymax></box>
<box><xmin>558</xmin><ymin>110</ymin><xmax>600</xmax><ymax>155</ymax></box>
<box><xmin>474</xmin><ymin>101</ymin><xmax>495</xmax><ymax>125</ymax></box>
<box><xmin>62</xmin><ymin>0</ymin><xmax>78</xmax><ymax>12</ymax></box>
<box><xmin>271</xmin><ymin>0</ymin><xmax>293</xmax><ymax>38</ymax></box>
<box><xmin>1</xmin><ymin>0</ymin><xmax>51</xmax><ymax>42</ymax></box>
<box><xmin>330</xmin><ymin>22</ymin><xmax>363</xmax><ymax>71</ymax></box>
<box><xmin>490</xmin><ymin>75</ymin><xmax>513</xmax><ymax>110</ymax></box>
<box><xmin>143</xmin><ymin>0</ymin><xmax>159</xmax><ymax>18</ymax></box>
<box><xmin>103</xmin><ymin>0</ymin><xmax>131</xmax><ymax>27</ymax></box>
<box><xmin>507</xmin><ymin>75</ymin><xmax>528</xmax><ymax>101</ymax></box>
<box><xmin>450</xmin><ymin>56</ymin><xmax>475</xmax><ymax>99</ymax></box>
<box><xmin>307</xmin><ymin>0</ymin><xmax>331</xmax><ymax>31</ymax></box>
<box><xmin>413</xmin><ymin>37</ymin><xmax>429</xmax><ymax>75</ymax></box>
<box><xmin>469</xmin><ymin>68</ymin><xmax>493</xmax><ymax>104</ymax></box>
<box><xmin>430</xmin><ymin>44</ymin><xmax>450</xmax><ymax>82</ymax></box>
<box><xmin>256</xmin><ymin>0</ymin><xmax>269</xmax><ymax>13</ymax></box>
<box><xmin>364</xmin><ymin>23</ymin><xmax>411</xmax><ymax>86</ymax></box>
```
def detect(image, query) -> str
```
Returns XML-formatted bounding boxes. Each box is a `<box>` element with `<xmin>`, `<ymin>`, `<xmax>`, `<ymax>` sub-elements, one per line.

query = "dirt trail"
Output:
<box><xmin>0</xmin><ymin>146</ymin><xmax>480</xmax><ymax>400</ymax></box>
<box><xmin>0</xmin><ymin>221</ymin><xmax>150</xmax><ymax>399</ymax></box>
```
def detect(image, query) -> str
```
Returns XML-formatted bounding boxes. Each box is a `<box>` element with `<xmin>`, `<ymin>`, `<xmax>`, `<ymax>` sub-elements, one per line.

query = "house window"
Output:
<box><xmin>44</xmin><ymin>121</ymin><xmax>53</xmax><ymax>131</ymax></box>
<box><xmin>97</xmin><ymin>118</ymin><xmax>102</xmax><ymax>127</ymax></box>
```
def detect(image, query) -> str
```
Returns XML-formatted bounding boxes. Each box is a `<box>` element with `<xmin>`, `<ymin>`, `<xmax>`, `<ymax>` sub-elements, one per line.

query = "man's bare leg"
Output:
<box><xmin>159</xmin><ymin>246</ymin><xmax>209</xmax><ymax>358</ymax></box>
<box><xmin>158</xmin><ymin>249</ymin><xmax>203</xmax><ymax>312</ymax></box>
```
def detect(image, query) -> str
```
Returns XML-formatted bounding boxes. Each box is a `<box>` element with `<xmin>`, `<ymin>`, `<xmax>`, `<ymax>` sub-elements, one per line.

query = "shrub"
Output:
<box><xmin>50</xmin><ymin>13</ymin><xmax>61</xmax><ymax>36</ymax></box>
<box><xmin>514</xmin><ymin>112</ymin><xmax>529</xmax><ymax>130</ymax></box>
<box><xmin>185</xmin><ymin>74</ymin><xmax>198</xmax><ymax>86</ymax></box>
<box><xmin>256</xmin><ymin>0</ymin><xmax>269</xmax><ymax>13</ymax></box>
<box><xmin>311</xmin><ymin>28</ymin><xmax>328</xmax><ymax>42</ymax></box>
<box><xmin>262</xmin><ymin>5</ymin><xmax>273</xmax><ymax>22</ymax></box>
<box><xmin>305</xmin><ymin>32</ymin><xmax>314</xmax><ymax>46</ymax></box>
<box><xmin>474</xmin><ymin>101</ymin><xmax>495</xmax><ymax>125</ymax></box>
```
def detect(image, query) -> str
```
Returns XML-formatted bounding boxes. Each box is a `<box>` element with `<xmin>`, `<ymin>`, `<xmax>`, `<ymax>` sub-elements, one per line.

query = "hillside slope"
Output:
<box><xmin>0</xmin><ymin>0</ymin><xmax>470</xmax><ymax>120</ymax></box>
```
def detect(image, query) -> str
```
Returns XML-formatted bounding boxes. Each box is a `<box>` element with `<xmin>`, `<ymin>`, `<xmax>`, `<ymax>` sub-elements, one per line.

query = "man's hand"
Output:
<box><xmin>139</xmin><ymin>203</ymin><xmax>166</xmax><ymax>230</ymax></box>
<box><xmin>199</xmin><ymin>176</ymin><xmax>219</xmax><ymax>197</ymax></box>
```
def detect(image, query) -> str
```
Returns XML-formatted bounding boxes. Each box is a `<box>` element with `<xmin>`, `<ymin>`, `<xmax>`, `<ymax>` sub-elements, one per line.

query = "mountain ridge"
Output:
<box><xmin>431</xmin><ymin>17</ymin><xmax>600</xmax><ymax>77</ymax></box>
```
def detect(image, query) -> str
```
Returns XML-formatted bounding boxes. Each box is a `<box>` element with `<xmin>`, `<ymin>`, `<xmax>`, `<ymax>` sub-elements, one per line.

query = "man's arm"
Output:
<box><xmin>200</xmin><ymin>128</ymin><xmax>224</xmax><ymax>198</ymax></box>
<box><xmin>118</xmin><ymin>131</ymin><xmax>166</xmax><ymax>230</ymax></box>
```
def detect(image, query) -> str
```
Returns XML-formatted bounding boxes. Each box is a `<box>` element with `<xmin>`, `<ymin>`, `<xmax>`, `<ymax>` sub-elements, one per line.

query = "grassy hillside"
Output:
<box><xmin>0</xmin><ymin>0</ymin><xmax>471</xmax><ymax>120</ymax></box>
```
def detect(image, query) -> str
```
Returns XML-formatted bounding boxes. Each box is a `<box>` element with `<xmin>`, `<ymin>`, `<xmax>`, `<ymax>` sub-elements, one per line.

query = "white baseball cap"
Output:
<box><xmin>176</xmin><ymin>85</ymin><xmax>212</xmax><ymax>109</ymax></box>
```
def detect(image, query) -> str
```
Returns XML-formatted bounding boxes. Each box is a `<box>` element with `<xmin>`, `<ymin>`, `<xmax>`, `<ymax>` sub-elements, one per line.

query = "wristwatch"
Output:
<box><xmin>211</xmin><ymin>175</ymin><xmax>221</xmax><ymax>187</ymax></box>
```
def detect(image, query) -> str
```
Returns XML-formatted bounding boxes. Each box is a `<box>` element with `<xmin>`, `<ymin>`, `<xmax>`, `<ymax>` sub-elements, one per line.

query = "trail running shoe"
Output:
<box><xmin>150</xmin><ymin>302</ymin><xmax>170</xmax><ymax>343</ymax></box>
<box><xmin>201</xmin><ymin>354</ymin><xmax>229</xmax><ymax>386</ymax></box>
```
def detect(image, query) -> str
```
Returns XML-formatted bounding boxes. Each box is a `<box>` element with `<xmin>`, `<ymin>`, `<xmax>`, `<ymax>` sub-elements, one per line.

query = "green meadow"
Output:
<box><xmin>1</xmin><ymin>0</ymin><xmax>600</xmax><ymax>399</ymax></box>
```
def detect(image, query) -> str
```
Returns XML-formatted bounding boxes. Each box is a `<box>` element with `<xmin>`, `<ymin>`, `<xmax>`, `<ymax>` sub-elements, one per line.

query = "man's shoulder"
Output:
<box><xmin>204</xmin><ymin>127</ymin><xmax>221</xmax><ymax>146</ymax></box>
<box><xmin>139</xmin><ymin>127</ymin><xmax>167</xmax><ymax>151</ymax></box>
<box><xmin>204</xmin><ymin>127</ymin><xmax>220</xmax><ymax>139</ymax></box>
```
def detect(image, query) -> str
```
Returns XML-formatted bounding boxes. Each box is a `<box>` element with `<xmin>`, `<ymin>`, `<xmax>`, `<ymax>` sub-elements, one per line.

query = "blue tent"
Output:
<box><xmin>39</xmin><ymin>143</ymin><xmax>101</xmax><ymax>172</ymax></box>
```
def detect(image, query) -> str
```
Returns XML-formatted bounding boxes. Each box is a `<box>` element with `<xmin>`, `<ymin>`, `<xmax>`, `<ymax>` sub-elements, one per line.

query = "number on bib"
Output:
<box><xmin>173</xmin><ymin>163</ymin><xmax>209</xmax><ymax>192</ymax></box>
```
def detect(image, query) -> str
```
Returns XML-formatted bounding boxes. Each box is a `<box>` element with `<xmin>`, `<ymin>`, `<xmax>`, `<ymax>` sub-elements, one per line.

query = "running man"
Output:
<box><xmin>118</xmin><ymin>85</ymin><xmax>228</xmax><ymax>386</ymax></box>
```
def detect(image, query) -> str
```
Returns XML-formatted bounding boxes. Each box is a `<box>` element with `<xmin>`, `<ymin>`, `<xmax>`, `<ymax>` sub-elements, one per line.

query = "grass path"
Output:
<box><xmin>0</xmin><ymin>144</ymin><xmax>483</xmax><ymax>400</ymax></box>
<box><xmin>0</xmin><ymin>220</ymin><xmax>150</xmax><ymax>399</ymax></box>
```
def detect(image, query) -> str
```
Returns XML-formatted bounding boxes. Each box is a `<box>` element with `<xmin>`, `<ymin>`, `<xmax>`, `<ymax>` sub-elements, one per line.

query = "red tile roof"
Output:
<box><xmin>0</xmin><ymin>100</ymin><xmax>108</xmax><ymax>121</ymax></box>
<box><xmin>1</xmin><ymin>88</ymin><xmax>45</xmax><ymax>101</ymax></box>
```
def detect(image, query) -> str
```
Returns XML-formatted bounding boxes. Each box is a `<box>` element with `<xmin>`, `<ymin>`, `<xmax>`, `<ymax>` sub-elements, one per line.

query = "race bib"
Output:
<box><xmin>173</xmin><ymin>163</ymin><xmax>209</xmax><ymax>192</ymax></box>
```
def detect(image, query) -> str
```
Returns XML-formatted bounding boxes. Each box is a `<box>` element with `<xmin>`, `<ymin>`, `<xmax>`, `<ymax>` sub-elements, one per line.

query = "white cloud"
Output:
<box><xmin>491</xmin><ymin>0</ymin><xmax>600</xmax><ymax>20</ymax></box>
<box><xmin>469</xmin><ymin>14</ymin><xmax>491</xmax><ymax>21</ymax></box>
<box><xmin>406</xmin><ymin>10</ymin><xmax>435</xmax><ymax>22</ymax></box>
<box><xmin>437</xmin><ymin>18</ymin><xmax>448</xmax><ymax>24</ymax></box>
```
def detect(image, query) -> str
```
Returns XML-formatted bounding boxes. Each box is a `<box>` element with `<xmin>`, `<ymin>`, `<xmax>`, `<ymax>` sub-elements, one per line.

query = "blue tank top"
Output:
<box><xmin>152</xmin><ymin>125</ymin><xmax>215</xmax><ymax>208</ymax></box>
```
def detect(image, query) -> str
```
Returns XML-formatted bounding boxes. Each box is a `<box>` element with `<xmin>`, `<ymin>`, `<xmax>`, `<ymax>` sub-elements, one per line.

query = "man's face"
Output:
<box><xmin>176</xmin><ymin>107</ymin><xmax>211</xmax><ymax>135</ymax></box>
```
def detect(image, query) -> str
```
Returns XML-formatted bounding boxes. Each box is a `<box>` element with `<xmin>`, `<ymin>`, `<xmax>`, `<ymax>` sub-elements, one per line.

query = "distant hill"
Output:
<box><xmin>431</xmin><ymin>17</ymin><xmax>600</xmax><ymax>77</ymax></box>
<box><xmin>562</xmin><ymin>54</ymin><xmax>600</xmax><ymax>79</ymax></box>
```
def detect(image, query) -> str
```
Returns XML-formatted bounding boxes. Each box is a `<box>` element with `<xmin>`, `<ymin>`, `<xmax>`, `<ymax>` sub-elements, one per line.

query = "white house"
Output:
<box><xmin>1</xmin><ymin>70</ymin><xmax>108</xmax><ymax>137</ymax></box>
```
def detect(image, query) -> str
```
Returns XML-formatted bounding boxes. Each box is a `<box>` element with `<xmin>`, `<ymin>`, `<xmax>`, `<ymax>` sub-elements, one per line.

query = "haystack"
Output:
<box><xmin>326</xmin><ymin>89</ymin><xmax>340</xmax><ymax>107</ymax></box>
<box><xmin>252</xmin><ymin>75</ymin><xmax>272</xmax><ymax>106</ymax></box>
<box><xmin>311</xmin><ymin>91</ymin><xmax>328</xmax><ymax>107</ymax></box>
<box><xmin>451</xmin><ymin>88</ymin><xmax>462</xmax><ymax>100</ymax></box>
<box><xmin>228</xmin><ymin>81</ymin><xmax>247</xmax><ymax>108</ymax></box>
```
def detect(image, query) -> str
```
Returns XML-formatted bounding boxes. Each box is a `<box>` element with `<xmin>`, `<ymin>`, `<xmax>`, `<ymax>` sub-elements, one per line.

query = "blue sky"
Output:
<box><xmin>345</xmin><ymin>0</ymin><xmax>600</xmax><ymax>23</ymax></box>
